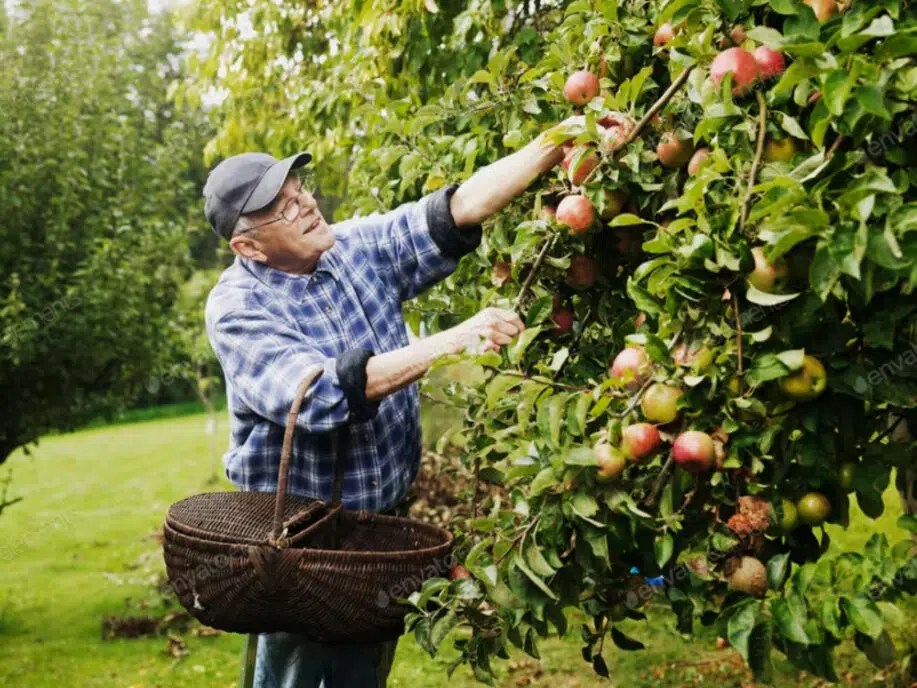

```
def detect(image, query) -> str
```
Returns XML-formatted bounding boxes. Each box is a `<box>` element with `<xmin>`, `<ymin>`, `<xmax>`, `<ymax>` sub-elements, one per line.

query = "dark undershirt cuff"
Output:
<box><xmin>426</xmin><ymin>184</ymin><xmax>482</xmax><ymax>260</ymax></box>
<box><xmin>335</xmin><ymin>348</ymin><xmax>379</xmax><ymax>423</ymax></box>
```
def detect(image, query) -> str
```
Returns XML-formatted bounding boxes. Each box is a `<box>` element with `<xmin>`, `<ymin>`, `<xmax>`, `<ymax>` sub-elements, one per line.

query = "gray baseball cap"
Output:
<box><xmin>203</xmin><ymin>151</ymin><xmax>311</xmax><ymax>240</ymax></box>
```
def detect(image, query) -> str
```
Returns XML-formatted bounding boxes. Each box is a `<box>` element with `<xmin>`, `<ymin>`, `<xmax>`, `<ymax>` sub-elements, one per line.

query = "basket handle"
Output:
<box><xmin>271</xmin><ymin>367</ymin><xmax>326</xmax><ymax>541</ymax></box>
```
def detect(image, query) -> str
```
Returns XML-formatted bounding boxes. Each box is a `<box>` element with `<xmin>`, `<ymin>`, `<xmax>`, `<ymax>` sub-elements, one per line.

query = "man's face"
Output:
<box><xmin>229</xmin><ymin>175</ymin><xmax>334</xmax><ymax>274</ymax></box>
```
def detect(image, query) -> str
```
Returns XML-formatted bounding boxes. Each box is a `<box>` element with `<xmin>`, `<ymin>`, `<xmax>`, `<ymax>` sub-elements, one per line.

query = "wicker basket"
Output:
<box><xmin>162</xmin><ymin>369</ymin><xmax>454</xmax><ymax>644</ymax></box>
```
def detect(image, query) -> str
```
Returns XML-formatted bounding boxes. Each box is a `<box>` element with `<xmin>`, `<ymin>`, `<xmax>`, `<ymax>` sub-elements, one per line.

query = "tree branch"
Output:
<box><xmin>739</xmin><ymin>91</ymin><xmax>767</xmax><ymax>233</ymax></box>
<box><xmin>733</xmin><ymin>293</ymin><xmax>744</xmax><ymax>392</ymax></box>
<box><xmin>513</xmin><ymin>234</ymin><xmax>557</xmax><ymax>310</ymax></box>
<box><xmin>623</xmin><ymin>64</ymin><xmax>697</xmax><ymax>149</ymax></box>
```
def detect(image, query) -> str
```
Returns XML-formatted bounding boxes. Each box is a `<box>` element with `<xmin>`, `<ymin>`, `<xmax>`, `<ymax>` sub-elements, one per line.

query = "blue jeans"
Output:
<box><xmin>253</xmin><ymin>632</ymin><xmax>398</xmax><ymax>688</ymax></box>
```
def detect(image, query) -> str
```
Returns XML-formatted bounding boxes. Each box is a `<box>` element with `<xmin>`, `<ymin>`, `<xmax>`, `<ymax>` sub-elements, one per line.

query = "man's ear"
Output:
<box><xmin>229</xmin><ymin>234</ymin><xmax>266</xmax><ymax>262</ymax></box>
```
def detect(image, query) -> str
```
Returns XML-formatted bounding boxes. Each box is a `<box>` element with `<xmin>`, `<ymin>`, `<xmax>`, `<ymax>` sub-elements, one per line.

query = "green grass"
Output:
<box><xmin>0</xmin><ymin>408</ymin><xmax>913</xmax><ymax>687</ymax></box>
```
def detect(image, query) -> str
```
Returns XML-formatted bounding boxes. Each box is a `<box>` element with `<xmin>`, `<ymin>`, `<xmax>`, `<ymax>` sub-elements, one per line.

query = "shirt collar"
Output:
<box><xmin>238</xmin><ymin>253</ymin><xmax>336</xmax><ymax>301</ymax></box>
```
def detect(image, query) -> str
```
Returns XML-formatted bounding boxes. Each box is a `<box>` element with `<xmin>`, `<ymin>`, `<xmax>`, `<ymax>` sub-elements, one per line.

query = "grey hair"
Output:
<box><xmin>231</xmin><ymin>214</ymin><xmax>257</xmax><ymax>238</ymax></box>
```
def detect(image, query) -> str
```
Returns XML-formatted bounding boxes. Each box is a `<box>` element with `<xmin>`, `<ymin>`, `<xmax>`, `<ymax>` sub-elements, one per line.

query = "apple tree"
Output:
<box><xmin>182</xmin><ymin>0</ymin><xmax>917</xmax><ymax>682</ymax></box>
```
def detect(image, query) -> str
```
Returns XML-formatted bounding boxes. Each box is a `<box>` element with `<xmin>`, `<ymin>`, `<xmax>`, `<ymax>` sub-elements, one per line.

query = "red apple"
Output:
<box><xmin>491</xmin><ymin>261</ymin><xmax>511</xmax><ymax>286</ymax></box>
<box><xmin>672</xmin><ymin>431</ymin><xmax>716</xmax><ymax>473</ymax></box>
<box><xmin>600</xmin><ymin>189</ymin><xmax>628</xmax><ymax>220</ymax></box>
<box><xmin>595</xmin><ymin>443</ymin><xmax>627</xmax><ymax>481</ymax></box>
<box><xmin>563</xmin><ymin>146</ymin><xmax>600</xmax><ymax>185</ymax></box>
<box><xmin>610</xmin><ymin>346</ymin><xmax>649</xmax><ymax>389</ymax></box>
<box><xmin>657</xmin><ymin>132</ymin><xmax>694</xmax><ymax>167</ymax></box>
<box><xmin>753</xmin><ymin>46</ymin><xmax>785</xmax><ymax>79</ymax></box>
<box><xmin>654</xmin><ymin>22</ymin><xmax>675</xmax><ymax>46</ymax></box>
<box><xmin>551</xmin><ymin>307</ymin><xmax>574</xmax><ymax>337</ymax></box>
<box><xmin>748</xmin><ymin>246</ymin><xmax>788</xmax><ymax>292</ymax></box>
<box><xmin>566</xmin><ymin>255</ymin><xmax>597</xmax><ymax>289</ymax></box>
<box><xmin>641</xmin><ymin>384</ymin><xmax>683</xmax><ymax>424</ymax></box>
<box><xmin>556</xmin><ymin>195</ymin><xmax>595</xmax><ymax>234</ymax></box>
<box><xmin>687</xmin><ymin>147</ymin><xmax>710</xmax><ymax>176</ymax></box>
<box><xmin>711</xmin><ymin>48</ymin><xmax>759</xmax><ymax>95</ymax></box>
<box><xmin>450</xmin><ymin>563</ymin><xmax>471</xmax><ymax>580</ymax></box>
<box><xmin>563</xmin><ymin>69</ymin><xmax>601</xmax><ymax>106</ymax></box>
<box><xmin>621</xmin><ymin>423</ymin><xmax>661</xmax><ymax>462</ymax></box>
<box><xmin>541</xmin><ymin>205</ymin><xmax>556</xmax><ymax>222</ymax></box>
<box><xmin>804</xmin><ymin>0</ymin><xmax>837</xmax><ymax>21</ymax></box>
<box><xmin>716</xmin><ymin>636</ymin><xmax>729</xmax><ymax>649</ymax></box>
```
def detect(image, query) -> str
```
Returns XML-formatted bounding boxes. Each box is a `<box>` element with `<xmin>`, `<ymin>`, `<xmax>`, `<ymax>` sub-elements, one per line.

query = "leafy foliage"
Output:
<box><xmin>0</xmin><ymin>0</ymin><xmax>209</xmax><ymax>466</ymax></box>
<box><xmin>185</xmin><ymin>0</ymin><xmax>917</xmax><ymax>681</ymax></box>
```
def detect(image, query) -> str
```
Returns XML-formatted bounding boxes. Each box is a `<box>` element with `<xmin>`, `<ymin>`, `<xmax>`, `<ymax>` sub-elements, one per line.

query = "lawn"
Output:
<box><xmin>0</xmin><ymin>405</ymin><xmax>913</xmax><ymax>687</ymax></box>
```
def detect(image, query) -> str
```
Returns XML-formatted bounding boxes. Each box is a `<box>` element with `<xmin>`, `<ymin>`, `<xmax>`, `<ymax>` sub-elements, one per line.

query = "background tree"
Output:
<box><xmin>0</xmin><ymin>0</ymin><xmax>210</xmax><ymax>493</ymax></box>
<box><xmin>183</xmin><ymin>0</ymin><xmax>916</xmax><ymax>682</ymax></box>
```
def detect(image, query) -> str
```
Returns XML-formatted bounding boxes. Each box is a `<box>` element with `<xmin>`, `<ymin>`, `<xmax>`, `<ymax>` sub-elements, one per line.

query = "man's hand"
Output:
<box><xmin>448</xmin><ymin>307</ymin><xmax>525</xmax><ymax>354</ymax></box>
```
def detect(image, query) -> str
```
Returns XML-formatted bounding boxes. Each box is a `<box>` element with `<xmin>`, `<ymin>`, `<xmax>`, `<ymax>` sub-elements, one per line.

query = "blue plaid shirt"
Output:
<box><xmin>206</xmin><ymin>185</ymin><xmax>480</xmax><ymax>512</ymax></box>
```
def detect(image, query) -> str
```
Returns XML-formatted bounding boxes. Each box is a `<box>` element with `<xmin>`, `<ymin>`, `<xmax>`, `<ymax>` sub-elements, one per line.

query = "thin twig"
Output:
<box><xmin>875</xmin><ymin>414</ymin><xmax>905</xmax><ymax>443</ymax></box>
<box><xmin>825</xmin><ymin>134</ymin><xmax>845</xmax><ymax>159</ymax></box>
<box><xmin>513</xmin><ymin>234</ymin><xmax>558</xmax><ymax>310</ymax></box>
<box><xmin>579</xmin><ymin>64</ymin><xmax>697</xmax><ymax>187</ymax></box>
<box><xmin>495</xmin><ymin>514</ymin><xmax>542</xmax><ymax>566</ymax></box>
<box><xmin>611</xmin><ymin>377</ymin><xmax>654</xmax><ymax>419</ymax></box>
<box><xmin>623</xmin><ymin>65</ymin><xmax>697</xmax><ymax>148</ymax></box>
<box><xmin>471</xmin><ymin>458</ymin><xmax>481</xmax><ymax>527</ymax></box>
<box><xmin>645</xmin><ymin>456</ymin><xmax>674</xmax><ymax>508</ymax></box>
<box><xmin>420</xmin><ymin>392</ymin><xmax>465</xmax><ymax>409</ymax></box>
<box><xmin>733</xmin><ymin>293</ymin><xmax>744</xmax><ymax>393</ymax></box>
<box><xmin>739</xmin><ymin>91</ymin><xmax>767</xmax><ymax>233</ymax></box>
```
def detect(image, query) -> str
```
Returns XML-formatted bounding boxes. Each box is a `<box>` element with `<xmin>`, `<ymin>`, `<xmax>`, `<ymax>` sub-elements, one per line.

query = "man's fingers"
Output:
<box><xmin>488</xmin><ymin>332</ymin><xmax>514</xmax><ymax>346</ymax></box>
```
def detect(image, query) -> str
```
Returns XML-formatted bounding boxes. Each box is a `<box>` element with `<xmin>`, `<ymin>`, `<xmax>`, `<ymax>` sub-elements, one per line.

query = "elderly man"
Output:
<box><xmin>203</xmin><ymin>122</ymin><xmax>574</xmax><ymax>687</ymax></box>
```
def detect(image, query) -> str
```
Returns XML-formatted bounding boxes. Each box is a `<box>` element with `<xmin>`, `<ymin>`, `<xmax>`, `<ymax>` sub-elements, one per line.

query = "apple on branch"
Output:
<box><xmin>711</xmin><ymin>47</ymin><xmax>759</xmax><ymax>95</ymax></box>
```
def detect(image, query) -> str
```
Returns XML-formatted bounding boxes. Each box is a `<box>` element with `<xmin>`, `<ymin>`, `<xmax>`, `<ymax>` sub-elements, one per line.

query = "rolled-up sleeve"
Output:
<box><xmin>339</xmin><ymin>184</ymin><xmax>482</xmax><ymax>302</ymax></box>
<box><xmin>209</xmin><ymin>308</ymin><xmax>379</xmax><ymax>432</ymax></box>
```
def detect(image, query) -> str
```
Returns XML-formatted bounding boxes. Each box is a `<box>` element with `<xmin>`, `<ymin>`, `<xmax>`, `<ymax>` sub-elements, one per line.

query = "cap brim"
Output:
<box><xmin>241</xmin><ymin>152</ymin><xmax>312</xmax><ymax>214</ymax></box>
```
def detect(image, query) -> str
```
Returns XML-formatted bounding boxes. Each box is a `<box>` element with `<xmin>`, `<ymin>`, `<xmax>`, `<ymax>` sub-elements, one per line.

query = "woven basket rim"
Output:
<box><xmin>164</xmin><ymin>509</ymin><xmax>454</xmax><ymax>560</ymax></box>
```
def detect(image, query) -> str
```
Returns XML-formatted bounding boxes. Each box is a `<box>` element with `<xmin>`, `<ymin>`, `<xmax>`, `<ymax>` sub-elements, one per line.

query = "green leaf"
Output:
<box><xmin>768</xmin><ymin>0</ymin><xmax>798</xmax><ymax>14</ymax></box>
<box><xmin>767</xmin><ymin>553</ymin><xmax>791</xmax><ymax>591</ymax></box>
<box><xmin>748</xmin><ymin>622</ymin><xmax>775</xmax><ymax>683</ymax></box>
<box><xmin>627</xmin><ymin>279</ymin><xmax>662</xmax><ymax>314</ymax></box>
<box><xmin>777</xmin><ymin>113</ymin><xmax>808</xmax><ymax>140</ymax></box>
<box><xmin>770</xmin><ymin>596</ymin><xmax>810</xmax><ymax>645</ymax></box>
<box><xmin>564</xmin><ymin>445</ymin><xmax>597</xmax><ymax>466</ymax></box>
<box><xmin>571</xmin><ymin>492</ymin><xmax>600</xmax><ymax>519</ymax></box>
<box><xmin>526</xmin><ymin>296</ymin><xmax>554</xmax><ymax>327</ymax></box>
<box><xmin>822</xmin><ymin>69</ymin><xmax>854</xmax><ymax>117</ymax></box>
<box><xmin>508</xmin><ymin>326</ymin><xmax>543</xmax><ymax>364</ymax></box>
<box><xmin>745</xmin><ymin>285</ymin><xmax>801</xmax><ymax>306</ymax></box>
<box><xmin>414</xmin><ymin>616</ymin><xmax>435</xmax><ymax>656</ymax></box>
<box><xmin>611</xmin><ymin>626</ymin><xmax>646</xmax><ymax>651</ymax></box>
<box><xmin>525</xmin><ymin>540</ymin><xmax>557</xmax><ymax>577</ymax></box>
<box><xmin>746</xmin><ymin>26</ymin><xmax>784</xmax><ymax>47</ymax></box>
<box><xmin>840</xmin><ymin>596</ymin><xmax>884</xmax><ymax>639</ymax></box>
<box><xmin>854</xmin><ymin>85</ymin><xmax>891</xmax><ymax>120</ymax></box>
<box><xmin>485</xmin><ymin>373</ymin><xmax>525</xmax><ymax>409</ymax></box>
<box><xmin>728</xmin><ymin>601</ymin><xmax>760</xmax><ymax>662</ymax></box>
<box><xmin>855</xmin><ymin>629</ymin><xmax>897</xmax><ymax>668</ymax></box>
<box><xmin>821</xmin><ymin>597</ymin><xmax>843</xmax><ymax>639</ymax></box>
<box><xmin>655</xmin><ymin>532</ymin><xmax>674</xmax><ymax>568</ymax></box>
<box><xmin>530</xmin><ymin>467</ymin><xmax>558</xmax><ymax>496</ymax></box>
<box><xmin>897</xmin><ymin>514</ymin><xmax>917</xmax><ymax>533</ymax></box>
<box><xmin>609</xmin><ymin>213</ymin><xmax>646</xmax><ymax>227</ymax></box>
<box><xmin>430</xmin><ymin>610</ymin><xmax>461</xmax><ymax>651</ymax></box>
<box><xmin>513</xmin><ymin>552</ymin><xmax>558</xmax><ymax>600</ymax></box>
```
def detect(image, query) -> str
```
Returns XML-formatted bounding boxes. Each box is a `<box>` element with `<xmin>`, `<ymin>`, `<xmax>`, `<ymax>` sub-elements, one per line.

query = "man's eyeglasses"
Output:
<box><xmin>239</xmin><ymin>185</ymin><xmax>311</xmax><ymax>234</ymax></box>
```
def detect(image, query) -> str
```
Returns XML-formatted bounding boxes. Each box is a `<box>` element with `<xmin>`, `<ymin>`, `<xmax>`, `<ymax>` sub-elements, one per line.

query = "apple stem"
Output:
<box><xmin>733</xmin><ymin>293</ymin><xmax>744</xmax><ymax>392</ymax></box>
<box><xmin>739</xmin><ymin>91</ymin><xmax>767</xmax><ymax>233</ymax></box>
<box><xmin>513</xmin><ymin>234</ymin><xmax>558</xmax><ymax>309</ymax></box>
